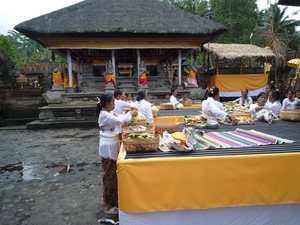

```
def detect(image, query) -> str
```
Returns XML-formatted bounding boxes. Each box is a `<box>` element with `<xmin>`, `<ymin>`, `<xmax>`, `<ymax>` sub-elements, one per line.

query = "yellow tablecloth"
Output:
<box><xmin>117</xmin><ymin>147</ymin><xmax>300</xmax><ymax>213</ymax></box>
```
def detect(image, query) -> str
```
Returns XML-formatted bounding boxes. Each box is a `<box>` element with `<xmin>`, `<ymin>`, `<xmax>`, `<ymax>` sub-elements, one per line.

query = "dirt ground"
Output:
<box><xmin>0</xmin><ymin>126</ymin><xmax>118</xmax><ymax>225</ymax></box>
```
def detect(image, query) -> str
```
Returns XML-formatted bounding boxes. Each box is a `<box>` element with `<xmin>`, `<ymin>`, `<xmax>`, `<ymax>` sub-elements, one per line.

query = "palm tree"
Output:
<box><xmin>253</xmin><ymin>3</ymin><xmax>300</xmax><ymax>86</ymax></box>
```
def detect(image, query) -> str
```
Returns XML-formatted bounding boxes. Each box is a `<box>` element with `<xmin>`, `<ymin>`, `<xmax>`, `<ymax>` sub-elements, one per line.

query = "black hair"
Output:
<box><xmin>207</xmin><ymin>86</ymin><xmax>219</xmax><ymax>97</ymax></box>
<box><xmin>95</xmin><ymin>93</ymin><xmax>114</xmax><ymax>118</ymax></box>
<box><xmin>241</xmin><ymin>88</ymin><xmax>248</xmax><ymax>93</ymax></box>
<box><xmin>170</xmin><ymin>88</ymin><xmax>176</xmax><ymax>96</ymax></box>
<box><xmin>136</xmin><ymin>89</ymin><xmax>146</xmax><ymax>101</ymax></box>
<box><xmin>257</xmin><ymin>92</ymin><xmax>267</xmax><ymax>99</ymax></box>
<box><xmin>266</xmin><ymin>83</ymin><xmax>276</xmax><ymax>91</ymax></box>
<box><xmin>114</xmin><ymin>89</ymin><xmax>123</xmax><ymax>98</ymax></box>
<box><xmin>270</xmin><ymin>90</ymin><xmax>281</xmax><ymax>101</ymax></box>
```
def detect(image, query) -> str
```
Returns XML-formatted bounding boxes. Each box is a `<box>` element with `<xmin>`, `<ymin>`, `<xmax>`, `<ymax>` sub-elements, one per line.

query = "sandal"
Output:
<box><xmin>104</xmin><ymin>206</ymin><xmax>119</xmax><ymax>215</ymax></box>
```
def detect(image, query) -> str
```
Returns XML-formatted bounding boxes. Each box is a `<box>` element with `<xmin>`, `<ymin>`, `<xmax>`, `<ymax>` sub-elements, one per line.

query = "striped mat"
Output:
<box><xmin>193</xmin><ymin>128</ymin><xmax>294</xmax><ymax>150</ymax></box>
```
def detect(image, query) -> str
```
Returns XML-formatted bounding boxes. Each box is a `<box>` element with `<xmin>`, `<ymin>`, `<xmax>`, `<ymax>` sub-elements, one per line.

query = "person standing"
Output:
<box><xmin>96</xmin><ymin>93</ymin><xmax>137</xmax><ymax>215</ymax></box>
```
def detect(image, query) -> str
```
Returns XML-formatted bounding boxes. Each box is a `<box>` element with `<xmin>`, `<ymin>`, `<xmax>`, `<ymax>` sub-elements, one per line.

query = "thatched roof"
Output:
<box><xmin>203</xmin><ymin>43</ymin><xmax>275</xmax><ymax>59</ymax></box>
<box><xmin>14</xmin><ymin>0</ymin><xmax>226</xmax><ymax>39</ymax></box>
<box><xmin>278</xmin><ymin>0</ymin><xmax>300</xmax><ymax>6</ymax></box>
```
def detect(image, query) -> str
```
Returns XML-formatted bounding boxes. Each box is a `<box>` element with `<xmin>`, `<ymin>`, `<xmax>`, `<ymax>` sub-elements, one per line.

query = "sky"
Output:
<box><xmin>0</xmin><ymin>0</ymin><xmax>299</xmax><ymax>35</ymax></box>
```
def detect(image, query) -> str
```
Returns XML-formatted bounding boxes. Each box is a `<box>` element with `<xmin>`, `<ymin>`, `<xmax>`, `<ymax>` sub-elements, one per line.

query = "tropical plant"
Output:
<box><xmin>253</xmin><ymin>3</ymin><xmax>300</xmax><ymax>86</ymax></box>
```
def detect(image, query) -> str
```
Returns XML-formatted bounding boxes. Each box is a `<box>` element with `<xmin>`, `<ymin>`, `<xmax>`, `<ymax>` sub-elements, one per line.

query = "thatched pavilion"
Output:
<box><xmin>14</xmin><ymin>0</ymin><xmax>227</xmax><ymax>95</ymax></box>
<box><xmin>203</xmin><ymin>43</ymin><xmax>275</xmax><ymax>98</ymax></box>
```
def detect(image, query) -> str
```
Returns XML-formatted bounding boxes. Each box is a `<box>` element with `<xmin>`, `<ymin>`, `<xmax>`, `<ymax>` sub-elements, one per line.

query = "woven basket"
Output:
<box><xmin>123</xmin><ymin>121</ymin><xmax>147</xmax><ymax>128</ymax></box>
<box><xmin>184</xmin><ymin>99</ymin><xmax>192</xmax><ymax>106</ymax></box>
<box><xmin>280</xmin><ymin>109</ymin><xmax>300</xmax><ymax>121</ymax></box>
<box><xmin>122</xmin><ymin>124</ymin><xmax>155</xmax><ymax>136</ymax></box>
<box><xmin>160</xmin><ymin>103</ymin><xmax>175</xmax><ymax>110</ymax></box>
<box><xmin>152</xmin><ymin>122</ymin><xmax>179</xmax><ymax>135</ymax></box>
<box><xmin>152</xmin><ymin>109</ymin><xmax>158</xmax><ymax>118</ymax></box>
<box><xmin>123</xmin><ymin>133</ymin><xmax>160</xmax><ymax>152</ymax></box>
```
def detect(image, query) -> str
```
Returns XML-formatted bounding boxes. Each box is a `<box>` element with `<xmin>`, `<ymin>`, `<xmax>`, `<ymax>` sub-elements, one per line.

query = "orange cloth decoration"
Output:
<box><xmin>188</xmin><ymin>70</ymin><xmax>196</xmax><ymax>79</ymax></box>
<box><xmin>52</xmin><ymin>72</ymin><xmax>63</xmax><ymax>86</ymax></box>
<box><xmin>139</xmin><ymin>72</ymin><xmax>148</xmax><ymax>86</ymax></box>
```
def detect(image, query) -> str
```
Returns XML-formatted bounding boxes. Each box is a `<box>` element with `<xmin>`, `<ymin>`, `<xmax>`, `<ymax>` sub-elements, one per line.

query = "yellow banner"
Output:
<box><xmin>117</xmin><ymin>147</ymin><xmax>300</xmax><ymax>213</ymax></box>
<box><xmin>208</xmin><ymin>74</ymin><xmax>268</xmax><ymax>92</ymax></box>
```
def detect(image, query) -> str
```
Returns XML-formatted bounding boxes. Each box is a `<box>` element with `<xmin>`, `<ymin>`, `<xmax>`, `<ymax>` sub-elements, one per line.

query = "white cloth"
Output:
<box><xmin>98</xmin><ymin>111</ymin><xmax>132</xmax><ymax>160</ymax></box>
<box><xmin>111</xmin><ymin>99</ymin><xmax>132</xmax><ymax>133</ymax></box>
<box><xmin>265</xmin><ymin>98</ymin><xmax>272</xmax><ymax>107</ymax></box>
<box><xmin>281</xmin><ymin>98</ymin><xmax>300</xmax><ymax>110</ymax></box>
<box><xmin>132</xmin><ymin>99</ymin><xmax>154</xmax><ymax>124</ymax></box>
<box><xmin>232</xmin><ymin>96</ymin><xmax>253</xmax><ymax>107</ymax></box>
<box><xmin>119</xmin><ymin>203</ymin><xmax>300</xmax><ymax>225</ymax></box>
<box><xmin>249</xmin><ymin>103</ymin><xmax>259</xmax><ymax>119</ymax></box>
<box><xmin>215</xmin><ymin>100</ymin><xmax>224</xmax><ymax>111</ymax></box>
<box><xmin>249</xmin><ymin>103</ymin><xmax>275</xmax><ymax>122</ymax></box>
<box><xmin>202</xmin><ymin>97</ymin><xmax>227</xmax><ymax>120</ymax></box>
<box><xmin>111</xmin><ymin>99</ymin><xmax>132</xmax><ymax>115</ymax></box>
<box><xmin>170</xmin><ymin>95</ymin><xmax>184</xmax><ymax>109</ymax></box>
<box><xmin>270</xmin><ymin>101</ymin><xmax>282</xmax><ymax>117</ymax></box>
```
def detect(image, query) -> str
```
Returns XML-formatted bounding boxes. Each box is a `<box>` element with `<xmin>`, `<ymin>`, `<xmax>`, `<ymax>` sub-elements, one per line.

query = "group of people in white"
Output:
<box><xmin>201</xmin><ymin>83</ymin><xmax>300</xmax><ymax>125</ymax></box>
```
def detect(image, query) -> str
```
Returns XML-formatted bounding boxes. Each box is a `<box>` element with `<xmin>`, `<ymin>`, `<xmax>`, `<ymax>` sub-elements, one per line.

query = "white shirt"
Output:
<box><xmin>111</xmin><ymin>99</ymin><xmax>132</xmax><ymax>115</ymax></box>
<box><xmin>132</xmin><ymin>99</ymin><xmax>154</xmax><ymax>123</ymax></box>
<box><xmin>98</xmin><ymin>111</ymin><xmax>132</xmax><ymax>160</ymax></box>
<box><xmin>270</xmin><ymin>101</ymin><xmax>282</xmax><ymax>117</ymax></box>
<box><xmin>281</xmin><ymin>98</ymin><xmax>300</xmax><ymax>110</ymax></box>
<box><xmin>232</xmin><ymin>96</ymin><xmax>253</xmax><ymax>107</ymax></box>
<box><xmin>265</xmin><ymin>98</ymin><xmax>272</xmax><ymax>107</ymax></box>
<box><xmin>202</xmin><ymin>97</ymin><xmax>227</xmax><ymax>120</ymax></box>
<box><xmin>249</xmin><ymin>103</ymin><xmax>259</xmax><ymax>119</ymax></box>
<box><xmin>170</xmin><ymin>95</ymin><xmax>180</xmax><ymax>105</ymax></box>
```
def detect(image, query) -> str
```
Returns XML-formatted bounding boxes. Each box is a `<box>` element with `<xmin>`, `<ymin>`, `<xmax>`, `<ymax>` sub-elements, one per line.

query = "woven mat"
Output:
<box><xmin>193</xmin><ymin>128</ymin><xmax>294</xmax><ymax>150</ymax></box>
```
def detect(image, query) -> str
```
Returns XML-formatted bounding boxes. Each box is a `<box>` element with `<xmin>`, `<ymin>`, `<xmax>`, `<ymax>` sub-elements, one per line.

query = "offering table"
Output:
<box><xmin>117</xmin><ymin>120</ymin><xmax>300</xmax><ymax>225</ymax></box>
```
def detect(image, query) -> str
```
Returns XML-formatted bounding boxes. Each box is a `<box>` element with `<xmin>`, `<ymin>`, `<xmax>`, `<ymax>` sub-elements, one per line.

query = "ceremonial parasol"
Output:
<box><xmin>287</xmin><ymin>58</ymin><xmax>300</xmax><ymax>68</ymax></box>
<box><xmin>16</xmin><ymin>74</ymin><xmax>28</xmax><ymax>83</ymax></box>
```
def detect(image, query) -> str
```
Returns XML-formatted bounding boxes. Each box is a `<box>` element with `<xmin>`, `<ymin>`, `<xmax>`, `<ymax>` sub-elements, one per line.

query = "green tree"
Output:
<box><xmin>253</xmin><ymin>3</ymin><xmax>300</xmax><ymax>87</ymax></box>
<box><xmin>0</xmin><ymin>34</ymin><xmax>19</xmax><ymax>67</ymax></box>
<box><xmin>209</xmin><ymin>0</ymin><xmax>259</xmax><ymax>44</ymax></box>
<box><xmin>253</xmin><ymin>4</ymin><xmax>300</xmax><ymax>67</ymax></box>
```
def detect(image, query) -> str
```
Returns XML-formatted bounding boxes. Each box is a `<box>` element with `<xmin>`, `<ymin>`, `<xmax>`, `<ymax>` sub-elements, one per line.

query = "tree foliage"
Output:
<box><xmin>253</xmin><ymin>3</ymin><xmax>300</xmax><ymax>68</ymax></box>
<box><xmin>209</xmin><ymin>0</ymin><xmax>259</xmax><ymax>44</ymax></box>
<box><xmin>0</xmin><ymin>34</ymin><xmax>19</xmax><ymax>67</ymax></box>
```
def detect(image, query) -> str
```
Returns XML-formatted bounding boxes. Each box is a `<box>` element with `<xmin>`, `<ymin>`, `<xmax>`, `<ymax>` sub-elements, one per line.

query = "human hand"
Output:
<box><xmin>130</xmin><ymin>109</ymin><xmax>138</xmax><ymax>117</ymax></box>
<box><xmin>130</xmin><ymin>106</ymin><xmax>137</xmax><ymax>111</ymax></box>
<box><xmin>228</xmin><ymin>114</ymin><xmax>238</xmax><ymax>125</ymax></box>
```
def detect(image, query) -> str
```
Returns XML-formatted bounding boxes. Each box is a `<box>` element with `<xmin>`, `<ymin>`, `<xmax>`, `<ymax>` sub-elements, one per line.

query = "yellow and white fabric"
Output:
<box><xmin>117</xmin><ymin>145</ymin><xmax>300</xmax><ymax>224</ymax></box>
<box><xmin>208</xmin><ymin>74</ymin><xmax>268</xmax><ymax>97</ymax></box>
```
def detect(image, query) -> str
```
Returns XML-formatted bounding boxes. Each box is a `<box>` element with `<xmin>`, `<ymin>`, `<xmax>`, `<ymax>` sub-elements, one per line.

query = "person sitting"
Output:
<box><xmin>231</xmin><ymin>88</ymin><xmax>253</xmax><ymax>107</ymax></box>
<box><xmin>202</xmin><ymin>86</ymin><xmax>238</xmax><ymax>124</ymax></box>
<box><xmin>249</xmin><ymin>92</ymin><xmax>274</xmax><ymax>123</ymax></box>
<box><xmin>281</xmin><ymin>90</ymin><xmax>300</xmax><ymax>110</ymax></box>
<box><xmin>131</xmin><ymin>89</ymin><xmax>154</xmax><ymax>124</ymax></box>
<box><xmin>264</xmin><ymin>82</ymin><xmax>276</xmax><ymax>107</ymax></box>
<box><xmin>170</xmin><ymin>88</ymin><xmax>184</xmax><ymax>109</ymax></box>
<box><xmin>268</xmin><ymin>90</ymin><xmax>282</xmax><ymax>117</ymax></box>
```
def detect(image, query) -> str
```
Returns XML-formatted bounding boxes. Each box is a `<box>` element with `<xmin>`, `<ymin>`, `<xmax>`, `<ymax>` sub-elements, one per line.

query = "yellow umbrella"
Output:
<box><xmin>287</xmin><ymin>58</ymin><xmax>300</xmax><ymax>68</ymax></box>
